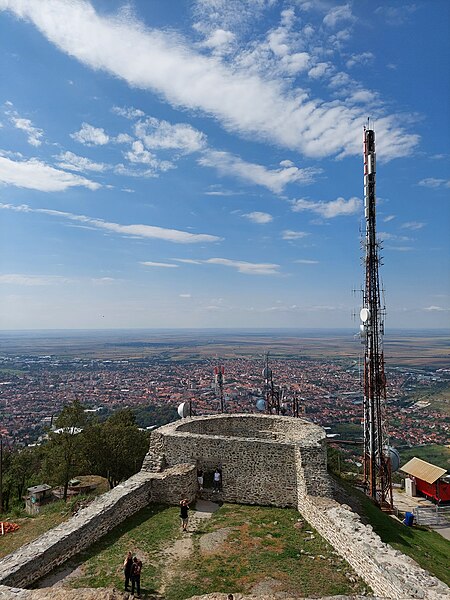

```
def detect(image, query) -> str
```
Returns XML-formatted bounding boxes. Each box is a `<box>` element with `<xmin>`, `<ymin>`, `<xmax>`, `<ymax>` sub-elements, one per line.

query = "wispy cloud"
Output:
<box><xmin>423</xmin><ymin>305</ymin><xmax>450</xmax><ymax>312</ymax></box>
<box><xmin>0</xmin><ymin>0</ymin><xmax>418</xmax><ymax>160</ymax></box>
<box><xmin>294</xmin><ymin>259</ymin><xmax>318</xmax><ymax>264</ymax></box>
<box><xmin>205</xmin><ymin>257</ymin><xmax>280</xmax><ymax>275</ymax></box>
<box><xmin>71</xmin><ymin>122</ymin><xmax>110</xmax><ymax>146</ymax></box>
<box><xmin>243</xmin><ymin>211</ymin><xmax>273</xmax><ymax>224</ymax></box>
<box><xmin>282</xmin><ymin>230</ymin><xmax>309</xmax><ymax>240</ymax></box>
<box><xmin>0</xmin><ymin>155</ymin><xmax>101</xmax><ymax>191</ymax></box>
<box><xmin>383</xmin><ymin>214</ymin><xmax>396</xmax><ymax>222</ymax></box>
<box><xmin>179</xmin><ymin>293</ymin><xmax>192</xmax><ymax>298</ymax></box>
<box><xmin>112</xmin><ymin>105</ymin><xmax>145</xmax><ymax>119</ymax></box>
<box><xmin>173</xmin><ymin>256</ymin><xmax>279</xmax><ymax>275</ymax></box>
<box><xmin>11</xmin><ymin>116</ymin><xmax>44</xmax><ymax>146</ymax></box>
<box><xmin>140</xmin><ymin>261</ymin><xmax>179</xmax><ymax>268</ymax></box>
<box><xmin>401</xmin><ymin>221</ymin><xmax>425</xmax><ymax>230</ymax></box>
<box><xmin>291</xmin><ymin>197</ymin><xmax>361</xmax><ymax>218</ymax></box>
<box><xmin>418</xmin><ymin>178</ymin><xmax>450</xmax><ymax>189</ymax></box>
<box><xmin>199</xmin><ymin>150</ymin><xmax>320</xmax><ymax>193</ymax></box>
<box><xmin>0</xmin><ymin>203</ymin><xmax>222</xmax><ymax>244</ymax></box>
<box><xmin>55</xmin><ymin>151</ymin><xmax>107</xmax><ymax>172</ymax></box>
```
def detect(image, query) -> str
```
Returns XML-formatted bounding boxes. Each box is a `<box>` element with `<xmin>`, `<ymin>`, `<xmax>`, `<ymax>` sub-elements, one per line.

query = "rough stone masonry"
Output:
<box><xmin>0</xmin><ymin>414</ymin><xmax>448</xmax><ymax>599</ymax></box>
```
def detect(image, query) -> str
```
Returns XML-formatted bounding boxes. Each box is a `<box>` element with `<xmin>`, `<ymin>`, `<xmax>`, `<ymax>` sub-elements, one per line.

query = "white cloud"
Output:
<box><xmin>401</xmin><ymin>221</ymin><xmax>425</xmax><ymax>230</ymax></box>
<box><xmin>291</xmin><ymin>197</ymin><xmax>361</xmax><ymax>218</ymax></box>
<box><xmin>418</xmin><ymin>178</ymin><xmax>450</xmax><ymax>188</ymax></box>
<box><xmin>308</xmin><ymin>62</ymin><xmax>330</xmax><ymax>79</ymax></box>
<box><xmin>71</xmin><ymin>122</ymin><xmax>109</xmax><ymax>146</ymax></box>
<box><xmin>134</xmin><ymin>117</ymin><xmax>206</xmax><ymax>154</ymax></box>
<box><xmin>323</xmin><ymin>4</ymin><xmax>355</xmax><ymax>28</ymax></box>
<box><xmin>11</xmin><ymin>116</ymin><xmax>43</xmax><ymax>146</ymax></box>
<box><xmin>0</xmin><ymin>155</ymin><xmax>101</xmax><ymax>191</ymax></box>
<box><xmin>202</xmin><ymin>29</ymin><xmax>235</xmax><ymax>51</ymax></box>
<box><xmin>112</xmin><ymin>105</ymin><xmax>145</xmax><ymax>119</ymax></box>
<box><xmin>199</xmin><ymin>150</ymin><xmax>320</xmax><ymax>193</ymax></box>
<box><xmin>124</xmin><ymin>140</ymin><xmax>174</xmax><ymax>172</ymax></box>
<box><xmin>0</xmin><ymin>0</ymin><xmax>418</xmax><ymax>160</ymax></box>
<box><xmin>282</xmin><ymin>230</ymin><xmax>309</xmax><ymax>240</ymax></box>
<box><xmin>0</xmin><ymin>203</ymin><xmax>222</xmax><ymax>244</ymax></box>
<box><xmin>55</xmin><ymin>151</ymin><xmax>106</xmax><ymax>172</ymax></box>
<box><xmin>346</xmin><ymin>52</ymin><xmax>374</xmax><ymax>69</ymax></box>
<box><xmin>206</xmin><ymin>257</ymin><xmax>280</xmax><ymax>275</ymax></box>
<box><xmin>140</xmin><ymin>261</ymin><xmax>179</xmax><ymax>268</ymax></box>
<box><xmin>423</xmin><ymin>305</ymin><xmax>450</xmax><ymax>312</ymax></box>
<box><xmin>243</xmin><ymin>211</ymin><xmax>273</xmax><ymax>224</ymax></box>
<box><xmin>384</xmin><ymin>214</ymin><xmax>395</xmax><ymax>222</ymax></box>
<box><xmin>173</xmin><ymin>256</ymin><xmax>279</xmax><ymax>274</ymax></box>
<box><xmin>294</xmin><ymin>259</ymin><xmax>318</xmax><ymax>264</ymax></box>
<box><xmin>179</xmin><ymin>293</ymin><xmax>192</xmax><ymax>298</ymax></box>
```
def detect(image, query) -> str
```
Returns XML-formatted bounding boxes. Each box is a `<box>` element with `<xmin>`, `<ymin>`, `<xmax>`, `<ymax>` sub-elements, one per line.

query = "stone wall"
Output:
<box><xmin>0</xmin><ymin>414</ymin><xmax>449</xmax><ymax>600</ymax></box>
<box><xmin>143</xmin><ymin>414</ymin><xmax>329</xmax><ymax>507</ymax></box>
<box><xmin>297</xmin><ymin>495</ymin><xmax>450</xmax><ymax>600</ymax></box>
<box><xmin>0</xmin><ymin>465</ymin><xmax>197</xmax><ymax>589</ymax></box>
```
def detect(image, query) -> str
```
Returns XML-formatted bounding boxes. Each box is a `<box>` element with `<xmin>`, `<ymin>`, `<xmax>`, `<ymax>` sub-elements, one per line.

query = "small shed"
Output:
<box><xmin>24</xmin><ymin>484</ymin><xmax>54</xmax><ymax>515</ymax></box>
<box><xmin>401</xmin><ymin>457</ymin><xmax>450</xmax><ymax>503</ymax></box>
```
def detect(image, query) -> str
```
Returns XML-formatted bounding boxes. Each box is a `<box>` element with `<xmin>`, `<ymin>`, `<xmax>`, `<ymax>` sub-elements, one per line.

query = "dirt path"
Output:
<box><xmin>157</xmin><ymin>500</ymin><xmax>220</xmax><ymax>596</ymax></box>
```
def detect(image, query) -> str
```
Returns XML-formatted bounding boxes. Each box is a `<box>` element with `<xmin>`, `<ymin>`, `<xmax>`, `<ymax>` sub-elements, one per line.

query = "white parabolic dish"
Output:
<box><xmin>360</xmin><ymin>307</ymin><xmax>370</xmax><ymax>322</ymax></box>
<box><xmin>177</xmin><ymin>402</ymin><xmax>189</xmax><ymax>418</ymax></box>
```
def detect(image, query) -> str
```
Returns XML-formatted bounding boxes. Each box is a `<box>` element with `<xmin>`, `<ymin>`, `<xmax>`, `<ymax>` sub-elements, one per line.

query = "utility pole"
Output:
<box><xmin>360</xmin><ymin>125</ymin><xmax>393</xmax><ymax>510</ymax></box>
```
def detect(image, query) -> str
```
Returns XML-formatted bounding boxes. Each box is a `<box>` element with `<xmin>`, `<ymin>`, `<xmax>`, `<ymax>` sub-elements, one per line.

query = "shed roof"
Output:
<box><xmin>27</xmin><ymin>484</ymin><xmax>52</xmax><ymax>494</ymax></box>
<box><xmin>401</xmin><ymin>457</ymin><xmax>447</xmax><ymax>484</ymax></box>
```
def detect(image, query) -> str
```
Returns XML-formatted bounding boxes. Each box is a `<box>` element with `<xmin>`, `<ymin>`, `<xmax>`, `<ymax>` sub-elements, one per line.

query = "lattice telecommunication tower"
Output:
<box><xmin>360</xmin><ymin>125</ymin><xmax>393</xmax><ymax>509</ymax></box>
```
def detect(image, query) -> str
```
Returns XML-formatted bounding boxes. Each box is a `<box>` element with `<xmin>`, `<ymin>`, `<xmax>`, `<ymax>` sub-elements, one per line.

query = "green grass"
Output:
<box><xmin>339</xmin><ymin>480</ymin><xmax>450</xmax><ymax>586</ymax></box>
<box><xmin>399</xmin><ymin>444</ymin><xmax>450</xmax><ymax>471</ymax></box>
<box><xmin>63</xmin><ymin>503</ymin><xmax>368</xmax><ymax>600</ymax></box>
<box><xmin>0</xmin><ymin>500</ymin><xmax>71</xmax><ymax>558</ymax></box>
<box><xmin>164</xmin><ymin>504</ymin><xmax>369</xmax><ymax>600</ymax></box>
<box><xmin>68</xmin><ymin>505</ymin><xmax>179</xmax><ymax>594</ymax></box>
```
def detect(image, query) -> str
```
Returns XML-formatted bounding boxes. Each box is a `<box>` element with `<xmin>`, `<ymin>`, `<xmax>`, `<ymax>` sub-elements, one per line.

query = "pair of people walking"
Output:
<box><xmin>123</xmin><ymin>551</ymin><xmax>142</xmax><ymax>596</ymax></box>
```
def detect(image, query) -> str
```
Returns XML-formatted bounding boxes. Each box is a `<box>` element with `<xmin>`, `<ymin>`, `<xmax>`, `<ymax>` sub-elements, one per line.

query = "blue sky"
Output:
<box><xmin>0</xmin><ymin>0</ymin><xmax>448</xmax><ymax>330</ymax></box>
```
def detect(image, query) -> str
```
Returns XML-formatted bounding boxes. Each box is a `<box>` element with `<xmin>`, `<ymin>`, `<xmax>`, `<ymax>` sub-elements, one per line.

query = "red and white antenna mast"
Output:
<box><xmin>361</xmin><ymin>124</ymin><xmax>394</xmax><ymax>509</ymax></box>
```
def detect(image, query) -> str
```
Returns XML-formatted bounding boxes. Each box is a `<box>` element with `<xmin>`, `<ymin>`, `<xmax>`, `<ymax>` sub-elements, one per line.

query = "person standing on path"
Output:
<box><xmin>131</xmin><ymin>557</ymin><xmax>142</xmax><ymax>597</ymax></box>
<box><xmin>179</xmin><ymin>498</ymin><xmax>189</xmax><ymax>531</ymax></box>
<box><xmin>123</xmin><ymin>550</ymin><xmax>133</xmax><ymax>591</ymax></box>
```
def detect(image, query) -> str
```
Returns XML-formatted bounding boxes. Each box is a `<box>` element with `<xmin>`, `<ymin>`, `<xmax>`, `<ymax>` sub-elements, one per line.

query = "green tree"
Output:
<box><xmin>83</xmin><ymin>409</ymin><xmax>149</xmax><ymax>489</ymax></box>
<box><xmin>44</xmin><ymin>399</ymin><xmax>87</xmax><ymax>501</ymax></box>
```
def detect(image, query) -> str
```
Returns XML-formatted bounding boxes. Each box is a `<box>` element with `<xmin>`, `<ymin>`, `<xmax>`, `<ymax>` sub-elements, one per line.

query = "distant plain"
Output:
<box><xmin>1</xmin><ymin>329</ymin><xmax>449</xmax><ymax>368</ymax></box>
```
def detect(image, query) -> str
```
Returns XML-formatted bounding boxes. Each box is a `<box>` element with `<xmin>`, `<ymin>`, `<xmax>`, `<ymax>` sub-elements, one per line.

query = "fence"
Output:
<box><xmin>413</xmin><ymin>505</ymin><xmax>450</xmax><ymax>526</ymax></box>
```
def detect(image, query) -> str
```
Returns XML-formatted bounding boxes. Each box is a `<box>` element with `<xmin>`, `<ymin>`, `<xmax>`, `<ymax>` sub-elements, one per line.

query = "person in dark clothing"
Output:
<box><xmin>179</xmin><ymin>498</ymin><xmax>189</xmax><ymax>531</ymax></box>
<box><xmin>131</xmin><ymin>557</ymin><xmax>142</xmax><ymax>597</ymax></box>
<box><xmin>123</xmin><ymin>551</ymin><xmax>133</xmax><ymax>591</ymax></box>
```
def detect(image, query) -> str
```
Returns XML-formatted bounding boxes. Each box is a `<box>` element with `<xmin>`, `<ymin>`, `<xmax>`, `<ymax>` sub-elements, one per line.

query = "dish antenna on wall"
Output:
<box><xmin>177</xmin><ymin>402</ymin><xmax>190</xmax><ymax>419</ymax></box>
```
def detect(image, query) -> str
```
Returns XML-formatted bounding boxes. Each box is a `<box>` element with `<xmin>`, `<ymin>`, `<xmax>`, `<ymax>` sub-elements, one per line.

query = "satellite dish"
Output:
<box><xmin>360</xmin><ymin>308</ymin><xmax>370</xmax><ymax>323</ymax></box>
<box><xmin>177</xmin><ymin>402</ymin><xmax>189</xmax><ymax>418</ymax></box>
<box><xmin>255</xmin><ymin>398</ymin><xmax>266</xmax><ymax>412</ymax></box>
<box><xmin>262</xmin><ymin>367</ymin><xmax>272</xmax><ymax>379</ymax></box>
<box><xmin>388</xmin><ymin>447</ymin><xmax>400</xmax><ymax>472</ymax></box>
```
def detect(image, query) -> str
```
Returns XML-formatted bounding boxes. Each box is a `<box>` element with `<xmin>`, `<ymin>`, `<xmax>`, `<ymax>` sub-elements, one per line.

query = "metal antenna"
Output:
<box><xmin>213</xmin><ymin>363</ymin><xmax>225</xmax><ymax>413</ymax></box>
<box><xmin>262</xmin><ymin>352</ymin><xmax>280</xmax><ymax>414</ymax></box>
<box><xmin>360</xmin><ymin>126</ymin><xmax>393</xmax><ymax>510</ymax></box>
